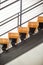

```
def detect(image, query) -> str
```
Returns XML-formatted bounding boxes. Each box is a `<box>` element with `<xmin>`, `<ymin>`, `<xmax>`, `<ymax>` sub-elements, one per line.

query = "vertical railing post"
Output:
<box><xmin>18</xmin><ymin>13</ymin><xmax>19</xmax><ymax>27</ymax></box>
<box><xmin>0</xmin><ymin>0</ymin><xmax>1</xmax><ymax>9</ymax></box>
<box><xmin>20</xmin><ymin>0</ymin><xmax>22</xmax><ymax>26</ymax></box>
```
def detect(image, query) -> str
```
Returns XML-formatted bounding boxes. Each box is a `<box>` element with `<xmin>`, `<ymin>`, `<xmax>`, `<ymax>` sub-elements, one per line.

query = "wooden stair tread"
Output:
<box><xmin>0</xmin><ymin>38</ymin><xmax>9</xmax><ymax>44</ymax></box>
<box><xmin>8</xmin><ymin>33</ymin><xmax>19</xmax><ymax>39</ymax></box>
<box><xmin>28</xmin><ymin>22</ymin><xmax>39</xmax><ymax>28</ymax></box>
<box><xmin>18</xmin><ymin>27</ymin><xmax>29</xmax><ymax>33</ymax></box>
<box><xmin>38</xmin><ymin>16</ymin><xmax>43</xmax><ymax>23</ymax></box>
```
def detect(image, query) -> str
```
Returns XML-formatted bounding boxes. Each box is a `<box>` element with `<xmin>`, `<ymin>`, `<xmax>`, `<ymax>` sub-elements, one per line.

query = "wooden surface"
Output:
<box><xmin>18</xmin><ymin>27</ymin><xmax>29</xmax><ymax>33</ymax></box>
<box><xmin>28</xmin><ymin>22</ymin><xmax>39</xmax><ymax>28</ymax></box>
<box><xmin>38</xmin><ymin>16</ymin><xmax>43</xmax><ymax>23</ymax></box>
<box><xmin>8</xmin><ymin>33</ymin><xmax>19</xmax><ymax>39</ymax></box>
<box><xmin>0</xmin><ymin>38</ymin><xmax>9</xmax><ymax>44</ymax></box>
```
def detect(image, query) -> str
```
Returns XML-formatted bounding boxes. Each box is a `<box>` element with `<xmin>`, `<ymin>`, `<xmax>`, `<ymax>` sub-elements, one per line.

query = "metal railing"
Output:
<box><xmin>0</xmin><ymin>12</ymin><xmax>43</xmax><ymax>36</ymax></box>
<box><xmin>0</xmin><ymin>0</ymin><xmax>19</xmax><ymax>10</ymax></box>
<box><xmin>0</xmin><ymin>0</ymin><xmax>42</xmax><ymax>25</ymax></box>
<box><xmin>0</xmin><ymin>0</ymin><xmax>8</xmax><ymax>4</ymax></box>
<box><xmin>0</xmin><ymin>0</ymin><xmax>43</xmax><ymax>36</ymax></box>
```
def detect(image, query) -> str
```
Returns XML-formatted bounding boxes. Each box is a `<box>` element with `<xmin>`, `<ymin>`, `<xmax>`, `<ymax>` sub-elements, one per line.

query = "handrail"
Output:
<box><xmin>0</xmin><ymin>0</ymin><xmax>42</xmax><ymax>23</ymax></box>
<box><xmin>0</xmin><ymin>12</ymin><xmax>43</xmax><ymax>36</ymax></box>
<box><xmin>0</xmin><ymin>0</ymin><xmax>20</xmax><ymax>10</ymax></box>
<box><xmin>0</xmin><ymin>0</ymin><xmax>42</xmax><ymax>26</ymax></box>
<box><xmin>0</xmin><ymin>0</ymin><xmax>8</xmax><ymax>4</ymax></box>
<box><xmin>21</xmin><ymin>12</ymin><xmax>43</xmax><ymax>25</ymax></box>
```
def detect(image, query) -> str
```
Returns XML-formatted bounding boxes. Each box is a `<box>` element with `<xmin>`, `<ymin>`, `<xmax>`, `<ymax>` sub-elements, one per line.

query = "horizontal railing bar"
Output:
<box><xmin>0</xmin><ymin>0</ymin><xmax>8</xmax><ymax>4</ymax></box>
<box><xmin>0</xmin><ymin>12</ymin><xmax>42</xmax><ymax>36</ymax></box>
<box><xmin>21</xmin><ymin>12</ymin><xmax>43</xmax><ymax>25</ymax></box>
<box><xmin>0</xmin><ymin>13</ymin><xmax>19</xmax><ymax>23</ymax></box>
<box><xmin>0</xmin><ymin>0</ymin><xmax>42</xmax><ymax>23</ymax></box>
<box><xmin>22</xmin><ymin>0</ymin><xmax>42</xmax><ymax>12</ymax></box>
<box><xmin>0</xmin><ymin>0</ymin><xmax>20</xmax><ymax>10</ymax></box>
<box><xmin>0</xmin><ymin>15</ymin><xmax>18</xmax><ymax>26</ymax></box>
<box><xmin>22</xmin><ymin>2</ymin><xmax>43</xmax><ymax>15</ymax></box>
<box><xmin>0</xmin><ymin>2</ymin><xmax>42</xmax><ymax>26</ymax></box>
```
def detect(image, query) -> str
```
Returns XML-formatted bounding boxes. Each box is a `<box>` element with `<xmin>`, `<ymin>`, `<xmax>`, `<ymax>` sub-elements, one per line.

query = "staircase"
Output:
<box><xmin>0</xmin><ymin>0</ymin><xmax>43</xmax><ymax>65</ymax></box>
<box><xmin>0</xmin><ymin>0</ymin><xmax>43</xmax><ymax>53</ymax></box>
<box><xmin>0</xmin><ymin>16</ymin><xmax>43</xmax><ymax>52</ymax></box>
